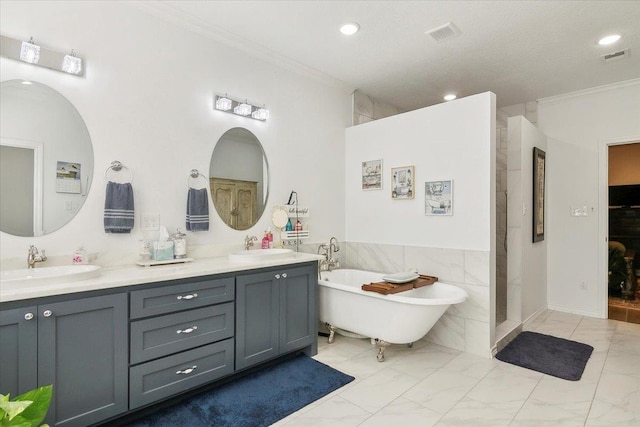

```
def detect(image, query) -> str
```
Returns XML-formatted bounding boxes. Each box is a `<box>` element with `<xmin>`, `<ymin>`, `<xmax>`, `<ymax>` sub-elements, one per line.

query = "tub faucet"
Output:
<box><xmin>27</xmin><ymin>245</ymin><xmax>47</xmax><ymax>269</ymax></box>
<box><xmin>244</xmin><ymin>235</ymin><xmax>258</xmax><ymax>250</ymax></box>
<box><xmin>318</xmin><ymin>241</ymin><xmax>340</xmax><ymax>272</ymax></box>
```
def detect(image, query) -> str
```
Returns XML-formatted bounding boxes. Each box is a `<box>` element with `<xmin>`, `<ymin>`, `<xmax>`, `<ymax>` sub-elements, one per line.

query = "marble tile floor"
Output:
<box><xmin>274</xmin><ymin>310</ymin><xmax>640</xmax><ymax>426</ymax></box>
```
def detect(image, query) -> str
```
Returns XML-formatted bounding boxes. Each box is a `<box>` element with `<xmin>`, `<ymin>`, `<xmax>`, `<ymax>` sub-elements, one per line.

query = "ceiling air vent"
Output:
<box><xmin>425</xmin><ymin>22</ymin><xmax>461</xmax><ymax>42</ymax></box>
<box><xmin>602</xmin><ymin>48</ymin><xmax>630</xmax><ymax>63</ymax></box>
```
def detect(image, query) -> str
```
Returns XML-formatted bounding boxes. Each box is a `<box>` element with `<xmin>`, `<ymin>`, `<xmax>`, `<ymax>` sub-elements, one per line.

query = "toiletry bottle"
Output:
<box><xmin>267</xmin><ymin>227</ymin><xmax>273</xmax><ymax>248</ymax></box>
<box><xmin>285</xmin><ymin>218</ymin><xmax>293</xmax><ymax>231</ymax></box>
<box><xmin>261</xmin><ymin>232</ymin><xmax>270</xmax><ymax>249</ymax></box>
<box><xmin>295</xmin><ymin>220</ymin><xmax>302</xmax><ymax>231</ymax></box>
<box><xmin>72</xmin><ymin>246</ymin><xmax>88</xmax><ymax>265</ymax></box>
<box><xmin>172</xmin><ymin>228</ymin><xmax>187</xmax><ymax>259</ymax></box>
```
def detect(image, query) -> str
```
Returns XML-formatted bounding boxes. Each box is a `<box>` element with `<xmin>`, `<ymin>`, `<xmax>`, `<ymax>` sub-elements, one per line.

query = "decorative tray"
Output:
<box><xmin>136</xmin><ymin>258</ymin><xmax>194</xmax><ymax>267</ymax></box>
<box><xmin>362</xmin><ymin>274</ymin><xmax>439</xmax><ymax>295</ymax></box>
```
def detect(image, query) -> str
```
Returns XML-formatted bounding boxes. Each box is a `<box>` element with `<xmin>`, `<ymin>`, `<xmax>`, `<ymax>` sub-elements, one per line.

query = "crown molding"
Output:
<box><xmin>123</xmin><ymin>1</ymin><xmax>352</xmax><ymax>91</ymax></box>
<box><xmin>538</xmin><ymin>78</ymin><xmax>640</xmax><ymax>105</ymax></box>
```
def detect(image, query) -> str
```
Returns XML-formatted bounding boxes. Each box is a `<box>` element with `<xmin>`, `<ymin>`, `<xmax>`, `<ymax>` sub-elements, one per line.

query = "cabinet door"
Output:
<box><xmin>211</xmin><ymin>179</ymin><xmax>235</xmax><ymax>228</ymax></box>
<box><xmin>279</xmin><ymin>265</ymin><xmax>317</xmax><ymax>354</ymax></box>
<box><xmin>235</xmin><ymin>181</ymin><xmax>257</xmax><ymax>230</ymax></box>
<box><xmin>0</xmin><ymin>306</ymin><xmax>37</xmax><ymax>396</ymax></box>
<box><xmin>235</xmin><ymin>270</ymin><xmax>279</xmax><ymax>370</ymax></box>
<box><xmin>38</xmin><ymin>293</ymin><xmax>128</xmax><ymax>427</ymax></box>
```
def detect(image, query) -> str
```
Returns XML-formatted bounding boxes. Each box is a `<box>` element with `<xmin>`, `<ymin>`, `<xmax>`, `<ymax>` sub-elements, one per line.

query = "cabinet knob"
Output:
<box><xmin>274</xmin><ymin>274</ymin><xmax>281</xmax><ymax>279</ymax></box>
<box><xmin>24</xmin><ymin>312</ymin><xmax>34</xmax><ymax>321</ymax></box>
<box><xmin>176</xmin><ymin>365</ymin><xmax>197</xmax><ymax>375</ymax></box>
<box><xmin>176</xmin><ymin>293</ymin><xmax>198</xmax><ymax>301</ymax></box>
<box><xmin>176</xmin><ymin>326</ymin><xmax>198</xmax><ymax>334</ymax></box>
<box><xmin>43</xmin><ymin>310</ymin><xmax>53</xmax><ymax>318</ymax></box>
<box><xmin>282</xmin><ymin>273</ymin><xmax>288</xmax><ymax>278</ymax></box>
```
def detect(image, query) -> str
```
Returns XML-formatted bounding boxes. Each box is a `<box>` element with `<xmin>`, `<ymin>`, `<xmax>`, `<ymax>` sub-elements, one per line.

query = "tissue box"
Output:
<box><xmin>152</xmin><ymin>241</ymin><xmax>174</xmax><ymax>261</ymax></box>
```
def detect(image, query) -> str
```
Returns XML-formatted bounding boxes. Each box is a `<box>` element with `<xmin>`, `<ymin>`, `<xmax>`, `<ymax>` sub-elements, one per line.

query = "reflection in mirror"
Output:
<box><xmin>0</xmin><ymin>80</ymin><xmax>94</xmax><ymax>237</ymax></box>
<box><xmin>209</xmin><ymin>128</ymin><xmax>268</xmax><ymax>231</ymax></box>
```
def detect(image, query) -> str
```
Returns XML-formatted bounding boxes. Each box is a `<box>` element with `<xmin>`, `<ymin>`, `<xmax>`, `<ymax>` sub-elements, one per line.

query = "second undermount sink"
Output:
<box><xmin>228</xmin><ymin>248</ymin><xmax>294</xmax><ymax>263</ymax></box>
<box><xmin>0</xmin><ymin>265</ymin><xmax>102</xmax><ymax>289</ymax></box>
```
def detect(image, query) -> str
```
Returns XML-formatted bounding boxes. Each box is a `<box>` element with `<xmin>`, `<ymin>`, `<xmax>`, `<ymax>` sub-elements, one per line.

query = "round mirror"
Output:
<box><xmin>209</xmin><ymin>128</ymin><xmax>268</xmax><ymax>231</ymax></box>
<box><xmin>0</xmin><ymin>80</ymin><xmax>94</xmax><ymax>237</ymax></box>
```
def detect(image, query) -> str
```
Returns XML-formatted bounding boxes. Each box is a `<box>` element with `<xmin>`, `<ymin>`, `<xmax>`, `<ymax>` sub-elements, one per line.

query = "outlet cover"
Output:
<box><xmin>141</xmin><ymin>213</ymin><xmax>160</xmax><ymax>231</ymax></box>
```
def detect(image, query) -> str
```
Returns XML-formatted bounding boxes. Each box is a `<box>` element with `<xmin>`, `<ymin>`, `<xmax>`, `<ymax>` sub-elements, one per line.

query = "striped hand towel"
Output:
<box><xmin>104</xmin><ymin>181</ymin><xmax>134</xmax><ymax>233</ymax></box>
<box><xmin>186</xmin><ymin>187</ymin><xmax>209</xmax><ymax>231</ymax></box>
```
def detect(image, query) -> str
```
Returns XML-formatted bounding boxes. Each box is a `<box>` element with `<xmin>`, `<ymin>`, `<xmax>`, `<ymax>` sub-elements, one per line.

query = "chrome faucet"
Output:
<box><xmin>318</xmin><ymin>237</ymin><xmax>340</xmax><ymax>272</ymax></box>
<box><xmin>244</xmin><ymin>235</ymin><xmax>258</xmax><ymax>251</ymax></box>
<box><xmin>27</xmin><ymin>245</ymin><xmax>47</xmax><ymax>269</ymax></box>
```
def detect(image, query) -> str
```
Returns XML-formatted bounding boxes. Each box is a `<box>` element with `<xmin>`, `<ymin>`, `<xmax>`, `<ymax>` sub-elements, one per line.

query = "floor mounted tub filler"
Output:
<box><xmin>318</xmin><ymin>269</ymin><xmax>468</xmax><ymax>361</ymax></box>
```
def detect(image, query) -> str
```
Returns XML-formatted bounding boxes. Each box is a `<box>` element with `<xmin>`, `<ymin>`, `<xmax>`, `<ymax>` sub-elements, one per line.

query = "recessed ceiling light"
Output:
<box><xmin>598</xmin><ymin>34</ymin><xmax>621</xmax><ymax>46</ymax></box>
<box><xmin>340</xmin><ymin>23</ymin><xmax>360</xmax><ymax>36</ymax></box>
<box><xmin>443</xmin><ymin>94</ymin><xmax>457</xmax><ymax>101</ymax></box>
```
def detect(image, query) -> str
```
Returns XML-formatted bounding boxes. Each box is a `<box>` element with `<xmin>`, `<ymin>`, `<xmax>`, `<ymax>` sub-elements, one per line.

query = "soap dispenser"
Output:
<box><xmin>261</xmin><ymin>232</ymin><xmax>270</xmax><ymax>249</ymax></box>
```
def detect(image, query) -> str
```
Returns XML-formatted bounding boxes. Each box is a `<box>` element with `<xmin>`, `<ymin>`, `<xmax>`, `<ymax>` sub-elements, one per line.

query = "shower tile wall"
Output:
<box><xmin>343</xmin><ymin>242</ymin><xmax>491</xmax><ymax>358</ymax></box>
<box><xmin>496</xmin><ymin>127</ymin><xmax>508</xmax><ymax>324</ymax></box>
<box><xmin>352</xmin><ymin>90</ymin><xmax>401</xmax><ymax>126</ymax></box>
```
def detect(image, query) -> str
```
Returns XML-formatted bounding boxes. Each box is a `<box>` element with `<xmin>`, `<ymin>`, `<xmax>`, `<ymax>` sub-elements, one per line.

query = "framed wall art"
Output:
<box><xmin>533</xmin><ymin>147</ymin><xmax>546</xmax><ymax>242</ymax></box>
<box><xmin>391</xmin><ymin>165</ymin><xmax>414</xmax><ymax>199</ymax></box>
<box><xmin>425</xmin><ymin>180</ymin><xmax>453</xmax><ymax>215</ymax></box>
<box><xmin>362</xmin><ymin>159</ymin><xmax>382</xmax><ymax>190</ymax></box>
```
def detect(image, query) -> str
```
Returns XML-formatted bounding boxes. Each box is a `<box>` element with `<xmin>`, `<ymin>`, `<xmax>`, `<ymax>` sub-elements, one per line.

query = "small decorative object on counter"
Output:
<box><xmin>72</xmin><ymin>246</ymin><xmax>88</xmax><ymax>264</ymax></box>
<box><xmin>171</xmin><ymin>228</ymin><xmax>188</xmax><ymax>259</ymax></box>
<box><xmin>295</xmin><ymin>220</ymin><xmax>302</xmax><ymax>231</ymax></box>
<box><xmin>138</xmin><ymin>239</ymin><xmax>151</xmax><ymax>262</ymax></box>
<box><xmin>285</xmin><ymin>218</ymin><xmax>293</xmax><ymax>231</ymax></box>
<box><xmin>262</xmin><ymin>232</ymin><xmax>270</xmax><ymax>249</ymax></box>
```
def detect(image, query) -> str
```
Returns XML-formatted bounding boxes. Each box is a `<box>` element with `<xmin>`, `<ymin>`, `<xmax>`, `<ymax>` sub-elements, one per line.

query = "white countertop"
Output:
<box><xmin>1</xmin><ymin>253</ymin><xmax>322</xmax><ymax>303</ymax></box>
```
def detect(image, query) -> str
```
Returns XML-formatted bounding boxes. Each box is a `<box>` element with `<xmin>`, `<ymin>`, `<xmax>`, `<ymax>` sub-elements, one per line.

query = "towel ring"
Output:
<box><xmin>187</xmin><ymin>169</ymin><xmax>208</xmax><ymax>189</ymax></box>
<box><xmin>104</xmin><ymin>160</ymin><xmax>133</xmax><ymax>183</ymax></box>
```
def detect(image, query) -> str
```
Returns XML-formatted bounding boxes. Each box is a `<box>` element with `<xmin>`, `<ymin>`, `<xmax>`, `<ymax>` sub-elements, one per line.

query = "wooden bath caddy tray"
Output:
<box><xmin>361</xmin><ymin>274</ymin><xmax>438</xmax><ymax>295</ymax></box>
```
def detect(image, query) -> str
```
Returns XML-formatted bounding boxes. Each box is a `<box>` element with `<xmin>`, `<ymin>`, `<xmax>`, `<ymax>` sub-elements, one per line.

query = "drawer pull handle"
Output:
<box><xmin>43</xmin><ymin>310</ymin><xmax>53</xmax><ymax>317</ymax></box>
<box><xmin>275</xmin><ymin>274</ymin><xmax>281</xmax><ymax>279</ymax></box>
<box><xmin>24</xmin><ymin>312</ymin><xmax>34</xmax><ymax>321</ymax></box>
<box><xmin>176</xmin><ymin>293</ymin><xmax>198</xmax><ymax>300</ymax></box>
<box><xmin>176</xmin><ymin>365</ymin><xmax>197</xmax><ymax>375</ymax></box>
<box><xmin>282</xmin><ymin>273</ymin><xmax>287</xmax><ymax>278</ymax></box>
<box><xmin>176</xmin><ymin>326</ymin><xmax>198</xmax><ymax>334</ymax></box>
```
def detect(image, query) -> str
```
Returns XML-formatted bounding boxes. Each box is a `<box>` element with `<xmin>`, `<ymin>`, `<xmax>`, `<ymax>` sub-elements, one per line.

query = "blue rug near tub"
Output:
<box><xmin>125</xmin><ymin>354</ymin><xmax>354</xmax><ymax>427</ymax></box>
<box><xmin>496</xmin><ymin>331</ymin><xmax>593</xmax><ymax>381</ymax></box>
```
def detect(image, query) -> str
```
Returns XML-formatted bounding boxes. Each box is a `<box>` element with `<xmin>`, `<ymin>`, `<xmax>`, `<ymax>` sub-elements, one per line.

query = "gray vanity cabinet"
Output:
<box><xmin>0</xmin><ymin>306</ymin><xmax>38</xmax><ymax>396</ymax></box>
<box><xmin>235</xmin><ymin>263</ymin><xmax>317</xmax><ymax>370</ymax></box>
<box><xmin>0</xmin><ymin>293</ymin><xmax>128</xmax><ymax>427</ymax></box>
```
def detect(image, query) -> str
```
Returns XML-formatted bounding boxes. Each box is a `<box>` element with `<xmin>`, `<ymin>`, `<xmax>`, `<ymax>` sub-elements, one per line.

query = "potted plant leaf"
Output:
<box><xmin>0</xmin><ymin>385</ymin><xmax>52</xmax><ymax>427</ymax></box>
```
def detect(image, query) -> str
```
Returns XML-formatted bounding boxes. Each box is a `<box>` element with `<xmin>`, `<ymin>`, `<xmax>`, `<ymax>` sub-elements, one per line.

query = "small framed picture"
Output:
<box><xmin>362</xmin><ymin>159</ymin><xmax>383</xmax><ymax>190</ymax></box>
<box><xmin>532</xmin><ymin>147</ymin><xmax>546</xmax><ymax>242</ymax></box>
<box><xmin>391</xmin><ymin>166</ymin><xmax>415</xmax><ymax>199</ymax></box>
<box><xmin>425</xmin><ymin>180</ymin><xmax>453</xmax><ymax>215</ymax></box>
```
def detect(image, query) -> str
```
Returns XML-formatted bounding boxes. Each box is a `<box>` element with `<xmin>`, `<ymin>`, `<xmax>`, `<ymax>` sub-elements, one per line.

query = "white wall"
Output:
<box><xmin>345</xmin><ymin>92</ymin><xmax>496</xmax><ymax>251</ymax></box>
<box><xmin>508</xmin><ymin>116</ymin><xmax>548</xmax><ymax>323</ymax></box>
<box><xmin>0</xmin><ymin>1</ymin><xmax>351</xmax><ymax>265</ymax></box>
<box><xmin>344</xmin><ymin>93</ymin><xmax>497</xmax><ymax>357</ymax></box>
<box><xmin>538</xmin><ymin>79</ymin><xmax>640</xmax><ymax>317</ymax></box>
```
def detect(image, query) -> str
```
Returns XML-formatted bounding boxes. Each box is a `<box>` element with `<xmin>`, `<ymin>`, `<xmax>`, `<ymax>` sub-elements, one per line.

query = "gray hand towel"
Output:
<box><xmin>186</xmin><ymin>187</ymin><xmax>209</xmax><ymax>231</ymax></box>
<box><xmin>104</xmin><ymin>181</ymin><xmax>134</xmax><ymax>233</ymax></box>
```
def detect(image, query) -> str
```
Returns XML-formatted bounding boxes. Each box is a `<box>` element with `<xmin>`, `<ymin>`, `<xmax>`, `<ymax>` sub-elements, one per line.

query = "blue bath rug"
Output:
<box><xmin>496</xmin><ymin>331</ymin><xmax>593</xmax><ymax>381</ymax></box>
<box><xmin>124</xmin><ymin>354</ymin><xmax>354</xmax><ymax>427</ymax></box>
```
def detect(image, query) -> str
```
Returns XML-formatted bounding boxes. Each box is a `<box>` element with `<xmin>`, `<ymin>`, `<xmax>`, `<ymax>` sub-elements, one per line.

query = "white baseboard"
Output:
<box><xmin>546</xmin><ymin>304</ymin><xmax>603</xmax><ymax>319</ymax></box>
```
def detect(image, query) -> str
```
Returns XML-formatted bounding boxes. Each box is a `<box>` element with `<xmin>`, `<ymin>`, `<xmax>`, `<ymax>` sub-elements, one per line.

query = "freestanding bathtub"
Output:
<box><xmin>318</xmin><ymin>269</ymin><xmax>468</xmax><ymax>361</ymax></box>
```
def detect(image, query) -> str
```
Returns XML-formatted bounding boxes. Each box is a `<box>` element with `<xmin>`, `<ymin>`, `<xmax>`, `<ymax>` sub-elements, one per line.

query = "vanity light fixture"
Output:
<box><xmin>598</xmin><ymin>34</ymin><xmax>621</xmax><ymax>46</ymax></box>
<box><xmin>20</xmin><ymin>37</ymin><xmax>40</xmax><ymax>64</ymax></box>
<box><xmin>61</xmin><ymin>49</ymin><xmax>82</xmax><ymax>75</ymax></box>
<box><xmin>214</xmin><ymin>93</ymin><xmax>270</xmax><ymax>121</ymax></box>
<box><xmin>443</xmin><ymin>93</ymin><xmax>457</xmax><ymax>101</ymax></box>
<box><xmin>1</xmin><ymin>34</ymin><xmax>85</xmax><ymax>76</ymax></box>
<box><xmin>340</xmin><ymin>23</ymin><xmax>360</xmax><ymax>36</ymax></box>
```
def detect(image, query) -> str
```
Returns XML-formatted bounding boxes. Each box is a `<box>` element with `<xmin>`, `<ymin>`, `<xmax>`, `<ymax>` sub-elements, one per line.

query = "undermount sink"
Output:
<box><xmin>0</xmin><ymin>265</ymin><xmax>102</xmax><ymax>288</ymax></box>
<box><xmin>228</xmin><ymin>248</ymin><xmax>294</xmax><ymax>263</ymax></box>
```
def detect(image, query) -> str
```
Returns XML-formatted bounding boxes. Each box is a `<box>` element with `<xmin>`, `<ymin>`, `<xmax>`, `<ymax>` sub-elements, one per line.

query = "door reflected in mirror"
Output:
<box><xmin>0</xmin><ymin>80</ymin><xmax>94</xmax><ymax>236</ymax></box>
<box><xmin>209</xmin><ymin>128</ymin><xmax>268</xmax><ymax>231</ymax></box>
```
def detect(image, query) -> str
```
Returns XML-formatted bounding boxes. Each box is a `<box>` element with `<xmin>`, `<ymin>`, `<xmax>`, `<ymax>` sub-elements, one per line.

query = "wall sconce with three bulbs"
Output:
<box><xmin>214</xmin><ymin>94</ymin><xmax>270</xmax><ymax>121</ymax></box>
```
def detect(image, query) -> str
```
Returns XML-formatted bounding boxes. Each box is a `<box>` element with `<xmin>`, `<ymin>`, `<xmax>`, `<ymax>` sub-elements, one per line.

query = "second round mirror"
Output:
<box><xmin>209</xmin><ymin>128</ymin><xmax>268</xmax><ymax>231</ymax></box>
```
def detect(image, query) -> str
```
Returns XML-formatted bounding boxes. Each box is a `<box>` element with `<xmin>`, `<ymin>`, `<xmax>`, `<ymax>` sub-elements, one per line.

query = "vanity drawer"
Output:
<box><xmin>130</xmin><ymin>303</ymin><xmax>234</xmax><ymax>364</ymax></box>
<box><xmin>130</xmin><ymin>277</ymin><xmax>234</xmax><ymax>319</ymax></box>
<box><xmin>129</xmin><ymin>338</ymin><xmax>234</xmax><ymax>410</ymax></box>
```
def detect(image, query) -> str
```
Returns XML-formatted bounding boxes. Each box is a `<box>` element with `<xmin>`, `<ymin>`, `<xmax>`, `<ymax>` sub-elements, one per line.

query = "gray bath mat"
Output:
<box><xmin>496</xmin><ymin>331</ymin><xmax>593</xmax><ymax>381</ymax></box>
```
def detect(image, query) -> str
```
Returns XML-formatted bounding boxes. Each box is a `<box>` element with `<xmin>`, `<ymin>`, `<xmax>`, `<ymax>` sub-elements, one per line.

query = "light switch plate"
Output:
<box><xmin>570</xmin><ymin>206</ymin><xmax>588</xmax><ymax>217</ymax></box>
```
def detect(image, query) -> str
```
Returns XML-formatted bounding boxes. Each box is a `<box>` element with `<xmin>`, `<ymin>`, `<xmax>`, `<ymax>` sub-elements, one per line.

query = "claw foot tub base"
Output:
<box><xmin>319</xmin><ymin>269</ymin><xmax>467</xmax><ymax>361</ymax></box>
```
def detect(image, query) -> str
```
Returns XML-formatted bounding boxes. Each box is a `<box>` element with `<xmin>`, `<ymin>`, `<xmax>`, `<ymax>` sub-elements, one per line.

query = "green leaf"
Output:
<box><xmin>12</xmin><ymin>385</ymin><xmax>52</xmax><ymax>427</ymax></box>
<box><xmin>0</xmin><ymin>415</ymin><xmax>32</xmax><ymax>427</ymax></box>
<box><xmin>0</xmin><ymin>400</ymin><xmax>31</xmax><ymax>421</ymax></box>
